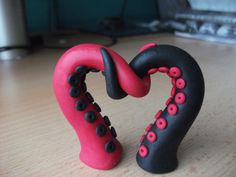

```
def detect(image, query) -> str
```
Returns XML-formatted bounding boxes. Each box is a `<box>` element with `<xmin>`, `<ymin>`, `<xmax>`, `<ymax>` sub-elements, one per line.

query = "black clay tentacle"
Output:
<box><xmin>101</xmin><ymin>48</ymin><xmax>127</xmax><ymax>99</ymax></box>
<box><xmin>129</xmin><ymin>45</ymin><xmax>205</xmax><ymax>173</ymax></box>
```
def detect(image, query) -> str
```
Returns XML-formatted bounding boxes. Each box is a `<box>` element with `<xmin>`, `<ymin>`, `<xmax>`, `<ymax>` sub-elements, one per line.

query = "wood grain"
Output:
<box><xmin>0</xmin><ymin>34</ymin><xmax>236</xmax><ymax>177</ymax></box>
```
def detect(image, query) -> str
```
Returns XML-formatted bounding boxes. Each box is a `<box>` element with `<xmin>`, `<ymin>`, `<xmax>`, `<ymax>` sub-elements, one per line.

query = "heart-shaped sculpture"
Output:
<box><xmin>53</xmin><ymin>43</ymin><xmax>204</xmax><ymax>174</ymax></box>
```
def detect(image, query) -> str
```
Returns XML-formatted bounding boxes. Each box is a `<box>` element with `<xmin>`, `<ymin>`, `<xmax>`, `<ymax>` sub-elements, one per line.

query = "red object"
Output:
<box><xmin>156</xmin><ymin>118</ymin><xmax>167</xmax><ymax>130</ymax></box>
<box><xmin>175</xmin><ymin>92</ymin><xmax>186</xmax><ymax>104</ymax></box>
<box><xmin>171</xmin><ymin>78</ymin><xmax>176</xmax><ymax>86</ymax></box>
<box><xmin>155</xmin><ymin>110</ymin><xmax>163</xmax><ymax>119</ymax></box>
<box><xmin>176</xmin><ymin>78</ymin><xmax>186</xmax><ymax>89</ymax></box>
<box><xmin>139</xmin><ymin>42</ymin><xmax>157</xmax><ymax>52</ymax></box>
<box><xmin>140</xmin><ymin>134</ymin><xmax>145</xmax><ymax>143</ymax></box>
<box><xmin>148</xmin><ymin>68</ymin><xmax>159</xmax><ymax>75</ymax></box>
<box><xmin>171</xmin><ymin>87</ymin><xmax>176</xmax><ymax>97</ymax></box>
<box><xmin>53</xmin><ymin>44</ymin><xmax>151</xmax><ymax>170</ymax></box>
<box><xmin>169</xmin><ymin>67</ymin><xmax>181</xmax><ymax>78</ymax></box>
<box><xmin>167</xmin><ymin>104</ymin><xmax>178</xmax><ymax>115</ymax></box>
<box><xmin>158</xmin><ymin>67</ymin><xmax>169</xmax><ymax>73</ymax></box>
<box><xmin>147</xmin><ymin>131</ymin><xmax>157</xmax><ymax>142</ymax></box>
<box><xmin>145</xmin><ymin>123</ymin><xmax>153</xmax><ymax>132</ymax></box>
<box><xmin>139</xmin><ymin>145</ymin><xmax>149</xmax><ymax>157</ymax></box>
<box><xmin>165</xmin><ymin>97</ymin><xmax>173</xmax><ymax>106</ymax></box>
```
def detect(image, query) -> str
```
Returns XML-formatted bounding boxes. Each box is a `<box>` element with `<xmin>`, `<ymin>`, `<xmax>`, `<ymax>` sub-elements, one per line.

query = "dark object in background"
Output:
<box><xmin>174</xmin><ymin>0</ymin><xmax>236</xmax><ymax>44</ymax></box>
<box><xmin>26</xmin><ymin>0</ymin><xmax>161</xmax><ymax>49</ymax></box>
<box><xmin>100</xmin><ymin>0</ymin><xmax>127</xmax><ymax>33</ymax></box>
<box><xmin>175</xmin><ymin>10</ymin><xmax>236</xmax><ymax>44</ymax></box>
<box><xmin>41</xmin><ymin>32</ymin><xmax>118</xmax><ymax>49</ymax></box>
<box><xmin>157</xmin><ymin>0</ymin><xmax>189</xmax><ymax>20</ymax></box>
<box><xmin>176</xmin><ymin>10</ymin><xmax>236</xmax><ymax>24</ymax></box>
<box><xmin>0</xmin><ymin>0</ymin><xmax>29</xmax><ymax>60</ymax></box>
<box><xmin>41</xmin><ymin>0</ymin><xmax>161</xmax><ymax>49</ymax></box>
<box><xmin>90</xmin><ymin>0</ymin><xmax>161</xmax><ymax>38</ymax></box>
<box><xmin>100</xmin><ymin>17</ymin><xmax>125</xmax><ymax>32</ymax></box>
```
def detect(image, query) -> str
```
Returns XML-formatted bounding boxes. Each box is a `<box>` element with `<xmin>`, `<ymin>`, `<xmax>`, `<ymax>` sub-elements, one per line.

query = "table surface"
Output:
<box><xmin>1</xmin><ymin>34</ymin><xmax>236</xmax><ymax>177</ymax></box>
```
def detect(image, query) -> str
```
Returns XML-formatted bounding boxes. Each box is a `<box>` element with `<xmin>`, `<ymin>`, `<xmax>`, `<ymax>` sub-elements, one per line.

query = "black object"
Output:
<box><xmin>101</xmin><ymin>48</ymin><xmax>127</xmax><ymax>99</ymax></box>
<box><xmin>93</xmin><ymin>102</ymin><xmax>101</xmax><ymax>112</ymax></box>
<box><xmin>75</xmin><ymin>99</ymin><xmax>87</xmax><ymax>111</ymax></box>
<box><xmin>0</xmin><ymin>46</ymin><xmax>29</xmax><ymax>52</ymax></box>
<box><xmin>130</xmin><ymin>46</ymin><xmax>204</xmax><ymax>173</ymax></box>
<box><xmin>110</xmin><ymin>127</ymin><xmax>117</xmax><ymax>138</ymax></box>
<box><xmin>90</xmin><ymin>68</ymin><xmax>100</xmax><ymax>72</ymax></box>
<box><xmin>157</xmin><ymin>0</ymin><xmax>189</xmax><ymax>20</ymax></box>
<box><xmin>85</xmin><ymin>92</ymin><xmax>94</xmax><ymax>102</ymax></box>
<box><xmin>68</xmin><ymin>73</ymin><xmax>80</xmax><ymax>86</ymax></box>
<box><xmin>84</xmin><ymin>111</ymin><xmax>97</xmax><ymax>123</ymax></box>
<box><xmin>81</xmin><ymin>82</ymin><xmax>87</xmax><ymax>92</ymax></box>
<box><xmin>101</xmin><ymin>45</ymin><xmax>204</xmax><ymax>173</ymax></box>
<box><xmin>105</xmin><ymin>140</ymin><xmax>116</xmax><ymax>153</ymax></box>
<box><xmin>75</xmin><ymin>66</ymin><xmax>88</xmax><ymax>75</ymax></box>
<box><xmin>96</xmin><ymin>124</ymin><xmax>107</xmax><ymax>136</ymax></box>
<box><xmin>69</xmin><ymin>87</ymin><xmax>81</xmax><ymax>98</ymax></box>
<box><xmin>103</xmin><ymin>116</ymin><xmax>111</xmax><ymax>126</ymax></box>
<box><xmin>100</xmin><ymin>17</ymin><xmax>125</xmax><ymax>32</ymax></box>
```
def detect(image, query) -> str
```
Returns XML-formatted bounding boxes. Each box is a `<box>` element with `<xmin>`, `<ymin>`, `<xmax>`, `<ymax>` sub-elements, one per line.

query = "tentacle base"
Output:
<box><xmin>136</xmin><ymin>153</ymin><xmax>178</xmax><ymax>174</ymax></box>
<box><xmin>80</xmin><ymin>139</ymin><xmax>122</xmax><ymax>170</ymax></box>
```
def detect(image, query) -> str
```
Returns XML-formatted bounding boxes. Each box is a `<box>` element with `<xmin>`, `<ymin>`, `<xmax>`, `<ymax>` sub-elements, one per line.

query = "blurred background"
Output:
<box><xmin>0</xmin><ymin>0</ymin><xmax>235</xmax><ymax>60</ymax></box>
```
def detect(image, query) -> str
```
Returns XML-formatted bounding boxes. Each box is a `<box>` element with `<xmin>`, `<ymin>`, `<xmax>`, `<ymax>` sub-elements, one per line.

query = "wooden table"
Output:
<box><xmin>1</xmin><ymin>34</ymin><xmax>236</xmax><ymax>177</ymax></box>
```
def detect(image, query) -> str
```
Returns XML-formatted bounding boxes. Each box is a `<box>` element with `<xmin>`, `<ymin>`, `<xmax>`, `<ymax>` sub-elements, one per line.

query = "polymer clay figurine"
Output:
<box><xmin>53</xmin><ymin>43</ymin><xmax>204</xmax><ymax>173</ymax></box>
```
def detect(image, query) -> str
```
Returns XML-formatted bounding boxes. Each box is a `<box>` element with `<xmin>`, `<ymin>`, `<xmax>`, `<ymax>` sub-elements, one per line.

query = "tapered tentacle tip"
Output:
<box><xmin>136</xmin><ymin>152</ymin><xmax>178</xmax><ymax>174</ymax></box>
<box><xmin>79</xmin><ymin>140</ymin><xmax>123</xmax><ymax>170</ymax></box>
<box><xmin>100</xmin><ymin>47</ymin><xmax>127</xmax><ymax>100</ymax></box>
